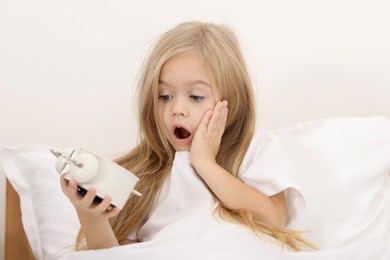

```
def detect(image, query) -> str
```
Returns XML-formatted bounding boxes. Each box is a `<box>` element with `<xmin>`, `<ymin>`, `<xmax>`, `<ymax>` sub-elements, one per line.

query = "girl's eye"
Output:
<box><xmin>159</xmin><ymin>95</ymin><xmax>173</xmax><ymax>101</ymax></box>
<box><xmin>190</xmin><ymin>95</ymin><xmax>204</xmax><ymax>102</ymax></box>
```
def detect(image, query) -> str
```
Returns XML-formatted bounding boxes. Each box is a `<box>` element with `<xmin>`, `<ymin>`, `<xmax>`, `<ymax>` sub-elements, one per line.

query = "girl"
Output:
<box><xmin>61</xmin><ymin>21</ymin><xmax>317</xmax><ymax>255</ymax></box>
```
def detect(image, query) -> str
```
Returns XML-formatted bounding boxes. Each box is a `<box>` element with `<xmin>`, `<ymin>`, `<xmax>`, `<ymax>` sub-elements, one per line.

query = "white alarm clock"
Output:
<box><xmin>50</xmin><ymin>147</ymin><xmax>141</xmax><ymax>208</ymax></box>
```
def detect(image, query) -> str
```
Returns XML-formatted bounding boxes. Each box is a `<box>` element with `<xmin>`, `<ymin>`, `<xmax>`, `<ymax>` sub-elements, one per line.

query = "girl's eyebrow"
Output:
<box><xmin>158</xmin><ymin>79</ymin><xmax>211</xmax><ymax>89</ymax></box>
<box><xmin>158</xmin><ymin>80</ymin><xmax>169</xmax><ymax>87</ymax></box>
<box><xmin>188</xmin><ymin>80</ymin><xmax>211</xmax><ymax>89</ymax></box>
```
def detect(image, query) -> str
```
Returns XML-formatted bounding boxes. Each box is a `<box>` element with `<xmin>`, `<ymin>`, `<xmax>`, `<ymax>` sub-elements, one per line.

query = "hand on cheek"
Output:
<box><xmin>190</xmin><ymin>100</ymin><xmax>228</xmax><ymax>169</ymax></box>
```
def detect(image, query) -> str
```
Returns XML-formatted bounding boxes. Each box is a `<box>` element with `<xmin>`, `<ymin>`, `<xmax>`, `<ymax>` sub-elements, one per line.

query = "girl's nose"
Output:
<box><xmin>172</xmin><ymin>97</ymin><xmax>189</xmax><ymax>117</ymax></box>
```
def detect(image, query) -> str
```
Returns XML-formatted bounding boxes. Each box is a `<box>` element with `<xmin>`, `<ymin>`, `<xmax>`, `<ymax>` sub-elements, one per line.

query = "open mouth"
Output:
<box><xmin>174</xmin><ymin>127</ymin><xmax>191</xmax><ymax>139</ymax></box>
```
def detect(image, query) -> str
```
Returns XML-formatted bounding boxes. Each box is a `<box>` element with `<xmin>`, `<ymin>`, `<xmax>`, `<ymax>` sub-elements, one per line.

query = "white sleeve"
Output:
<box><xmin>238</xmin><ymin>130</ymin><xmax>305</xmax><ymax>225</ymax></box>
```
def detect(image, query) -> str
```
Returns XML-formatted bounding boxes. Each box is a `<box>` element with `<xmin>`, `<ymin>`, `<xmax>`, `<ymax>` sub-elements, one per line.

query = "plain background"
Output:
<box><xmin>1</xmin><ymin>1</ymin><xmax>389</xmax><ymax>257</ymax></box>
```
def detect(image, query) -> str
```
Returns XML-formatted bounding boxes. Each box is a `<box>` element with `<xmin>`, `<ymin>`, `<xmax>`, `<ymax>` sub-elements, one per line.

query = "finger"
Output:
<box><xmin>218</xmin><ymin>101</ymin><xmax>228</xmax><ymax>135</ymax></box>
<box><xmin>208</xmin><ymin>101</ymin><xmax>226</xmax><ymax>133</ymax></box>
<box><xmin>211</xmin><ymin>101</ymin><xmax>228</xmax><ymax>137</ymax></box>
<box><xmin>206</xmin><ymin>102</ymin><xmax>221</xmax><ymax>132</ymax></box>
<box><xmin>90</xmin><ymin>196</ymin><xmax>114</xmax><ymax>215</ymax></box>
<box><xmin>66</xmin><ymin>179</ymin><xmax>81</xmax><ymax>201</ymax></box>
<box><xmin>102</xmin><ymin>206</ymin><xmax>122</xmax><ymax>218</ymax></box>
<box><xmin>79</xmin><ymin>187</ymin><xmax>97</xmax><ymax>207</ymax></box>
<box><xmin>198</xmin><ymin>109</ymin><xmax>213</xmax><ymax>133</ymax></box>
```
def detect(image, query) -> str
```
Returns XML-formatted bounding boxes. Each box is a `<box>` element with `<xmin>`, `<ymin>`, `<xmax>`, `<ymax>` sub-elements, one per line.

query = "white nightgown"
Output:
<box><xmin>127</xmin><ymin>129</ymin><xmax>304</xmax><ymax>242</ymax></box>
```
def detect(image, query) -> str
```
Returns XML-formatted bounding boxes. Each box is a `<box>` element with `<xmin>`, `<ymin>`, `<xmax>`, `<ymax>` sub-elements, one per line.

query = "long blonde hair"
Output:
<box><xmin>76</xmin><ymin>21</ymin><xmax>317</xmax><ymax>251</ymax></box>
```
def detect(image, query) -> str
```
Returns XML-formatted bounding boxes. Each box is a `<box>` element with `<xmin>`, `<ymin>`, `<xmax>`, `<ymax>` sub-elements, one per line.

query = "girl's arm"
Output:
<box><xmin>193</xmin><ymin>161</ymin><xmax>286</xmax><ymax>227</ymax></box>
<box><xmin>190</xmin><ymin>101</ymin><xmax>286</xmax><ymax>228</ymax></box>
<box><xmin>60</xmin><ymin>175</ymin><xmax>121</xmax><ymax>249</ymax></box>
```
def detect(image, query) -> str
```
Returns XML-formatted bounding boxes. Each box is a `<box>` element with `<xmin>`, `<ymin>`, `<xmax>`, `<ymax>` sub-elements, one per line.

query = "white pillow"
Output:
<box><xmin>0</xmin><ymin>144</ymin><xmax>80</xmax><ymax>260</ymax></box>
<box><xmin>276</xmin><ymin>116</ymin><xmax>390</xmax><ymax>249</ymax></box>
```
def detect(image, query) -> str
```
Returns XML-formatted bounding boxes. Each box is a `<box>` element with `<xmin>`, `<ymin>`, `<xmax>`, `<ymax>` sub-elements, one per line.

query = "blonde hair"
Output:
<box><xmin>76</xmin><ymin>21</ymin><xmax>318</xmax><ymax>251</ymax></box>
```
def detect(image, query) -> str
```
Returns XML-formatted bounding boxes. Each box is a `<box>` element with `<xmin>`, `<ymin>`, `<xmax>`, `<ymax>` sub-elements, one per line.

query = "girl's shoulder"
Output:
<box><xmin>240</xmin><ymin>129</ymin><xmax>305</xmax><ymax>224</ymax></box>
<box><xmin>240</xmin><ymin>128</ymin><xmax>292</xmax><ymax>176</ymax></box>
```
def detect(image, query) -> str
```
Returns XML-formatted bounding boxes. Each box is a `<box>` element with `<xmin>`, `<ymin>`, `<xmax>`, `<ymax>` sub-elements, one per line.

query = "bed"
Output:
<box><xmin>4</xmin><ymin>180</ymin><xmax>34</xmax><ymax>259</ymax></box>
<box><xmin>1</xmin><ymin>116</ymin><xmax>390</xmax><ymax>259</ymax></box>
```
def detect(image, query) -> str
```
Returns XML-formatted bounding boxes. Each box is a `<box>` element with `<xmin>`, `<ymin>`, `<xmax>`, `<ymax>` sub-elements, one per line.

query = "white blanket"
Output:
<box><xmin>58</xmin><ymin>227</ymin><xmax>390</xmax><ymax>260</ymax></box>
